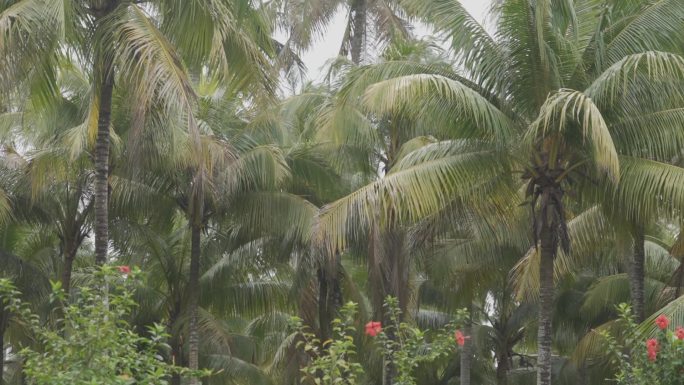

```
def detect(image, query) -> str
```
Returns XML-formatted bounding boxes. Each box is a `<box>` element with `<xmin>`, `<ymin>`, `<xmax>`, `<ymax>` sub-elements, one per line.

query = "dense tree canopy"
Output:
<box><xmin>1</xmin><ymin>0</ymin><xmax>684</xmax><ymax>384</ymax></box>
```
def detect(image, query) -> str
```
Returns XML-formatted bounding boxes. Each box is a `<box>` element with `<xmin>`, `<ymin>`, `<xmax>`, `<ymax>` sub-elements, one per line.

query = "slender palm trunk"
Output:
<box><xmin>628</xmin><ymin>229</ymin><xmax>646</xmax><ymax>323</ymax></box>
<box><xmin>496</xmin><ymin>349</ymin><xmax>509</xmax><ymax>385</ymax></box>
<box><xmin>537</xmin><ymin>224</ymin><xmax>555</xmax><ymax>385</ymax></box>
<box><xmin>368</xmin><ymin>224</ymin><xmax>396</xmax><ymax>385</ymax></box>
<box><xmin>332</xmin><ymin>251</ymin><xmax>343</xmax><ymax>311</ymax></box>
<box><xmin>383</xmin><ymin>229</ymin><xmax>407</xmax><ymax>385</ymax></box>
<box><xmin>188</xmin><ymin>216</ymin><xmax>202</xmax><ymax>385</ymax></box>
<box><xmin>317</xmin><ymin>265</ymin><xmax>332</xmax><ymax>342</ymax></box>
<box><xmin>350</xmin><ymin>0</ymin><xmax>366</xmax><ymax>65</ymax></box>
<box><xmin>577</xmin><ymin>363</ymin><xmax>589</xmax><ymax>385</ymax></box>
<box><xmin>61</xmin><ymin>239</ymin><xmax>78</xmax><ymax>294</ymax></box>
<box><xmin>460</xmin><ymin>304</ymin><xmax>473</xmax><ymax>385</ymax></box>
<box><xmin>316</xmin><ymin>253</ymin><xmax>342</xmax><ymax>342</ymax></box>
<box><xmin>382</xmin><ymin>322</ymin><xmax>397</xmax><ymax>385</ymax></box>
<box><xmin>0</xmin><ymin>311</ymin><xmax>5</xmax><ymax>385</ymax></box>
<box><xmin>94</xmin><ymin>62</ymin><xmax>114</xmax><ymax>266</ymax></box>
<box><xmin>169</xmin><ymin>300</ymin><xmax>183</xmax><ymax>385</ymax></box>
<box><xmin>170</xmin><ymin>355</ymin><xmax>182</xmax><ymax>385</ymax></box>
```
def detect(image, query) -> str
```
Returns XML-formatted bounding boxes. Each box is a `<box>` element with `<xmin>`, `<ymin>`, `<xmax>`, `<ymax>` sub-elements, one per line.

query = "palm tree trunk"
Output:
<box><xmin>187</xmin><ymin>215</ymin><xmax>202</xmax><ymax>385</ymax></box>
<box><xmin>317</xmin><ymin>265</ymin><xmax>332</xmax><ymax>342</ymax></box>
<box><xmin>94</xmin><ymin>61</ymin><xmax>114</xmax><ymax>266</ymax></box>
<box><xmin>170</xmin><ymin>343</ymin><xmax>183</xmax><ymax>385</ymax></box>
<box><xmin>350</xmin><ymin>0</ymin><xmax>366</xmax><ymax>65</ymax></box>
<box><xmin>381</xmin><ymin>229</ymin><xmax>405</xmax><ymax>385</ymax></box>
<box><xmin>332</xmin><ymin>251</ymin><xmax>343</xmax><ymax>311</ymax></box>
<box><xmin>496</xmin><ymin>350</ymin><xmax>509</xmax><ymax>385</ymax></box>
<box><xmin>577</xmin><ymin>362</ymin><xmax>589</xmax><ymax>385</ymax></box>
<box><xmin>317</xmin><ymin>252</ymin><xmax>343</xmax><ymax>345</ymax></box>
<box><xmin>61</xmin><ymin>239</ymin><xmax>78</xmax><ymax>294</ymax></box>
<box><xmin>537</xmin><ymin>224</ymin><xmax>555</xmax><ymax>385</ymax></box>
<box><xmin>0</xmin><ymin>331</ymin><xmax>4</xmax><ymax>385</ymax></box>
<box><xmin>628</xmin><ymin>229</ymin><xmax>646</xmax><ymax>323</ymax></box>
<box><xmin>460</xmin><ymin>303</ymin><xmax>473</xmax><ymax>385</ymax></box>
<box><xmin>169</xmin><ymin>299</ymin><xmax>183</xmax><ymax>385</ymax></box>
<box><xmin>382</xmin><ymin>323</ymin><xmax>397</xmax><ymax>385</ymax></box>
<box><xmin>0</xmin><ymin>310</ymin><xmax>5</xmax><ymax>385</ymax></box>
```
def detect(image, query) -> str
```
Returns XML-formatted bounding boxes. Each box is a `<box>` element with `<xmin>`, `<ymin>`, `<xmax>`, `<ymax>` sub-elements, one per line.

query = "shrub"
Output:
<box><xmin>0</xmin><ymin>265</ymin><xmax>206</xmax><ymax>385</ymax></box>
<box><xmin>602</xmin><ymin>304</ymin><xmax>684</xmax><ymax>385</ymax></box>
<box><xmin>292</xmin><ymin>297</ymin><xmax>467</xmax><ymax>385</ymax></box>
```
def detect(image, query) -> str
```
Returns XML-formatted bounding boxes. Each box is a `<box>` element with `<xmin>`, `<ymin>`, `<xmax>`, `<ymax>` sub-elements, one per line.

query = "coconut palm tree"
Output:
<box><xmin>111</xmin><ymin>75</ymin><xmax>320</xmax><ymax>382</ymax></box>
<box><xmin>0</xmin><ymin>60</ymin><xmax>100</xmax><ymax>295</ymax></box>
<box><xmin>0</xmin><ymin>0</ymin><xmax>275</xmax><ymax>266</ymax></box>
<box><xmin>0</xmin><ymin>217</ymin><xmax>59</xmax><ymax>383</ymax></box>
<box><xmin>312</xmin><ymin>1</ymin><xmax>684</xmax><ymax>384</ymax></box>
<box><xmin>272</xmin><ymin>0</ymin><xmax>412</xmax><ymax>65</ymax></box>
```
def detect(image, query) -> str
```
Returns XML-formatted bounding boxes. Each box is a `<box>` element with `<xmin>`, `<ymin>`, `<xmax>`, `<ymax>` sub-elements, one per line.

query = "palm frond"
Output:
<box><xmin>112</xmin><ymin>4</ymin><xmax>198</xmax><ymax>134</ymax></box>
<box><xmin>512</xmin><ymin>206</ymin><xmax>611</xmax><ymax>300</ymax></box>
<box><xmin>314</xmin><ymin>141</ymin><xmax>512</xmax><ymax>252</ymax></box>
<box><xmin>529</xmin><ymin>89</ymin><xmax>619</xmax><ymax>181</ymax></box>
<box><xmin>612</xmin><ymin>156</ymin><xmax>684</xmax><ymax>222</ymax></box>
<box><xmin>363</xmin><ymin>74</ymin><xmax>515</xmax><ymax>142</ymax></box>
<box><xmin>580</xmin><ymin>274</ymin><xmax>665</xmax><ymax>320</ymax></box>
<box><xmin>639</xmin><ymin>294</ymin><xmax>684</xmax><ymax>337</ymax></box>
<box><xmin>586</xmin><ymin>51</ymin><xmax>684</xmax><ymax>106</ymax></box>
<box><xmin>604</xmin><ymin>0</ymin><xmax>684</xmax><ymax>64</ymax></box>
<box><xmin>400</xmin><ymin>0</ymin><xmax>505</xmax><ymax>91</ymax></box>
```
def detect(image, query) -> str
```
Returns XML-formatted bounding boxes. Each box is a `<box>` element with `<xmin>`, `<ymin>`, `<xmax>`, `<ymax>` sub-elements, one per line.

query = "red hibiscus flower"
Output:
<box><xmin>646</xmin><ymin>338</ymin><xmax>659</xmax><ymax>362</ymax></box>
<box><xmin>676</xmin><ymin>326</ymin><xmax>684</xmax><ymax>340</ymax></box>
<box><xmin>455</xmin><ymin>330</ymin><xmax>469</xmax><ymax>346</ymax></box>
<box><xmin>117</xmin><ymin>265</ymin><xmax>131</xmax><ymax>274</ymax></box>
<box><xmin>365</xmin><ymin>321</ymin><xmax>382</xmax><ymax>337</ymax></box>
<box><xmin>655</xmin><ymin>314</ymin><xmax>669</xmax><ymax>330</ymax></box>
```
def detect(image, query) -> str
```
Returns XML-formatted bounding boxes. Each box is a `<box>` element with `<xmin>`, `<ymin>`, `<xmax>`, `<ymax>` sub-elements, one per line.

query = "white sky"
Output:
<box><xmin>300</xmin><ymin>0</ymin><xmax>492</xmax><ymax>80</ymax></box>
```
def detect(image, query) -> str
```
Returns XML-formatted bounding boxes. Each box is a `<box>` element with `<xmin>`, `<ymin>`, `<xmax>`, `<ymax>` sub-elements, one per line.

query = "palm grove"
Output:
<box><xmin>1</xmin><ymin>0</ymin><xmax>684</xmax><ymax>384</ymax></box>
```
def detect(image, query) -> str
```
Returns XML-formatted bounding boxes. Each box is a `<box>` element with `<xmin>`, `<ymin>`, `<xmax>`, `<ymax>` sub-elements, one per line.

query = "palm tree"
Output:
<box><xmin>302</xmin><ymin>38</ymin><xmax>510</xmax><ymax>384</ymax></box>
<box><xmin>112</xmin><ymin>76</ymin><xmax>300</xmax><ymax>382</ymax></box>
<box><xmin>0</xmin><ymin>217</ymin><xmax>58</xmax><ymax>383</ymax></box>
<box><xmin>0</xmin><ymin>0</ymin><xmax>274</xmax><ymax>266</ymax></box>
<box><xmin>109</xmin><ymin>214</ymin><xmax>297</xmax><ymax>385</ymax></box>
<box><xmin>312</xmin><ymin>1</ymin><xmax>684</xmax><ymax>384</ymax></box>
<box><xmin>273</xmin><ymin>0</ymin><xmax>412</xmax><ymax>65</ymax></box>
<box><xmin>0</xmin><ymin>60</ymin><xmax>98</xmax><ymax>294</ymax></box>
<box><xmin>409</xmin><ymin>184</ymin><xmax>534</xmax><ymax>385</ymax></box>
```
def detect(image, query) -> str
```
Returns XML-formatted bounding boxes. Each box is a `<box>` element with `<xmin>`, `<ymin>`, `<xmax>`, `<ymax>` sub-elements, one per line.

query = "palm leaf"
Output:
<box><xmin>529</xmin><ymin>89</ymin><xmax>619</xmax><ymax>181</ymax></box>
<box><xmin>363</xmin><ymin>74</ymin><xmax>515</xmax><ymax>142</ymax></box>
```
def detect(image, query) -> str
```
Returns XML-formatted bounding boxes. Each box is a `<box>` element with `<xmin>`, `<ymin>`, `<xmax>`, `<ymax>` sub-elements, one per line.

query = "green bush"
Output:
<box><xmin>602</xmin><ymin>304</ymin><xmax>684</xmax><ymax>385</ymax></box>
<box><xmin>0</xmin><ymin>265</ymin><xmax>206</xmax><ymax>385</ymax></box>
<box><xmin>292</xmin><ymin>297</ymin><xmax>467</xmax><ymax>385</ymax></box>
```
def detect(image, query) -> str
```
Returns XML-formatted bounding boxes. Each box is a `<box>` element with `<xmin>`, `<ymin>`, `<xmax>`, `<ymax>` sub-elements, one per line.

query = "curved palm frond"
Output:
<box><xmin>512</xmin><ymin>206</ymin><xmax>612</xmax><ymax>300</ymax></box>
<box><xmin>580</xmin><ymin>274</ymin><xmax>666</xmax><ymax>320</ymax></box>
<box><xmin>639</xmin><ymin>294</ymin><xmax>684</xmax><ymax>337</ymax></box>
<box><xmin>604</xmin><ymin>0</ymin><xmax>684</xmax><ymax>64</ymax></box>
<box><xmin>612</xmin><ymin>156</ymin><xmax>684</xmax><ymax>222</ymax></box>
<box><xmin>314</xmin><ymin>141</ymin><xmax>512</xmax><ymax>252</ymax></box>
<box><xmin>585</xmin><ymin>51</ymin><xmax>684</xmax><ymax>106</ymax></box>
<box><xmin>399</xmin><ymin>0</ymin><xmax>505</xmax><ymax>91</ymax></box>
<box><xmin>112</xmin><ymin>4</ymin><xmax>198</xmax><ymax>134</ymax></box>
<box><xmin>529</xmin><ymin>89</ymin><xmax>619</xmax><ymax>181</ymax></box>
<box><xmin>363</xmin><ymin>74</ymin><xmax>516</xmax><ymax>142</ymax></box>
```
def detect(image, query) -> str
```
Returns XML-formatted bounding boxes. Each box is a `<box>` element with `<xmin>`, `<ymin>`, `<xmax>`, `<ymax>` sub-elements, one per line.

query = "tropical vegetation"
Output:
<box><xmin>1</xmin><ymin>0</ymin><xmax>684</xmax><ymax>384</ymax></box>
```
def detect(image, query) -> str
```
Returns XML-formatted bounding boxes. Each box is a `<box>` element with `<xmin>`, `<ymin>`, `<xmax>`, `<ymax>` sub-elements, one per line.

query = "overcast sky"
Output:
<box><xmin>300</xmin><ymin>0</ymin><xmax>492</xmax><ymax>80</ymax></box>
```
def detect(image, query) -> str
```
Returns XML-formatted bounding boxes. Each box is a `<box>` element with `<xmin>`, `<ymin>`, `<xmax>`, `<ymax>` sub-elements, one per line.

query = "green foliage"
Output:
<box><xmin>3</xmin><ymin>1</ymin><xmax>684</xmax><ymax>384</ymax></box>
<box><xmin>292</xmin><ymin>302</ymin><xmax>364</xmax><ymax>385</ymax></box>
<box><xmin>376</xmin><ymin>297</ymin><xmax>466</xmax><ymax>385</ymax></box>
<box><xmin>0</xmin><ymin>266</ymin><xmax>208</xmax><ymax>385</ymax></box>
<box><xmin>602</xmin><ymin>304</ymin><xmax>684</xmax><ymax>385</ymax></box>
<box><xmin>293</xmin><ymin>298</ymin><xmax>466</xmax><ymax>385</ymax></box>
